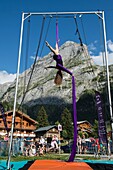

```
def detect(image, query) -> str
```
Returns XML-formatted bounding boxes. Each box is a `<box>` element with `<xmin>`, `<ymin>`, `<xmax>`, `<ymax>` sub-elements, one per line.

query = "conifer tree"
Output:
<box><xmin>36</xmin><ymin>106</ymin><xmax>49</xmax><ymax>128</ymax></box>
<box><xmin>61</xmin><ymin>108</ymin><xmax>73</xmax><ymax>140</ymax></box>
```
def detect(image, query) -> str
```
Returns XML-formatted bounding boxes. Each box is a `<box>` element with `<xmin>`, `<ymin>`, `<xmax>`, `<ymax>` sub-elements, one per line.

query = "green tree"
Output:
<box><xmin>92</xmin><ymin>119</ymin><xmax>98</xmax><ymax>138</ymax></box>
<box><xmin>36</xmin><ymin>106</ymin><xmax>49</xmax><ymax>128</ymax></box>
<box><xmin>61</xmin><ymin>108</ymin><xmax>73</xmax><ymax>140</ymax></box>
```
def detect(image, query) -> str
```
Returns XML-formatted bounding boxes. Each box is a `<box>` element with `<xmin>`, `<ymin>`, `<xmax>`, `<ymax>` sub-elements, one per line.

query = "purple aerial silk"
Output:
<box><xmin>57</xmin><ymin>63</ymin><xmax>72</xmax><ymax>76</ymax></box>
<box><xmin>57</xmin><ymin>65</ymin><xmax>77</xmax><ymax>161</ymax></box>
<box><xmin>55</xmin><ymin>21</ymin><xmax>77</xmax><ymax>162</ymax></box>
<box><xmin>0</xmin><ymin>103</ymin><xmax>8</xmax><ymax>133</ymax></box>
<box><xmin>95</xmin><ymin>91</ymin><xmax>108</xmax><ymax>145</ymax></box>
<box><xmin>68</xmin><ymin>76</ymin><xmax>77</xmax><ymax>162</ymax></box>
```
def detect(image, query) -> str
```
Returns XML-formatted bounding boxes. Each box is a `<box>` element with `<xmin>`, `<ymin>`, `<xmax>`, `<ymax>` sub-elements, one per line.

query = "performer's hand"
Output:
<box><xmin>45</xmin><ymin>41</ymin><xmax>49</xmax><ymax>47</ymax></box>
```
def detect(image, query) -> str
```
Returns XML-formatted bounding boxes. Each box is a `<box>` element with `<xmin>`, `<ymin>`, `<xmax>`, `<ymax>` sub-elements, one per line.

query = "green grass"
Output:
<box><xmin>0</xmin><ymin>154</ymin><xmax>100</xmax><ymax>162</ymax></box>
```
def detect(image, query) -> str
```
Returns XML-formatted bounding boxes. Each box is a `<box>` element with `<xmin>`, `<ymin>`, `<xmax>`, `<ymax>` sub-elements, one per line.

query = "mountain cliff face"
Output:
<box><xmin>1</xmin><ymin>41</ymin><xmax>110</xmax><ymax>108</ymax></box>
<box><xmin>0</xmin><ymin>82</ymin><xmax>12</xmax><ymax>99</ymax></box>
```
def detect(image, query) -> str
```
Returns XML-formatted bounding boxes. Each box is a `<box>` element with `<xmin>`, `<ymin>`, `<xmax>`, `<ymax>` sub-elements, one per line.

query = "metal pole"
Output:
<box><xmin>102</xmin><ymin>12</ymin><xmax>113</xmax><ymax>141</ymax></box>
<box><xmin>23</xmin><ymin>11</ymin><xmax>102</xmax><ymax>16</ymax></box>
<box><xmin>7</xmin><ymin>12</ymin><xmax>25</xmax><ymax>170</ymax></box>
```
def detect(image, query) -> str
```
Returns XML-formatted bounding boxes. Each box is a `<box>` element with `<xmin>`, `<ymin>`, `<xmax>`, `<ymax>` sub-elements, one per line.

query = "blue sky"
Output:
<box><xmin>0</xmin><ymin>0</ymin><xmax>113</xmax><ymax>84</ymax></box>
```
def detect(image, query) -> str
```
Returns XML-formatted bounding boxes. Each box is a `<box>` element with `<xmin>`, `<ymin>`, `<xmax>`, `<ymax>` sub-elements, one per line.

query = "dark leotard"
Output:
<box><xmin>53</xmin><ymin>54</ymin><xmax>63</xmax><ymax>67</ymax></box>
<box><xmin>53</xmin><ymin>54</ymin><xmax>72</xmax><ymax>76</ymax></box>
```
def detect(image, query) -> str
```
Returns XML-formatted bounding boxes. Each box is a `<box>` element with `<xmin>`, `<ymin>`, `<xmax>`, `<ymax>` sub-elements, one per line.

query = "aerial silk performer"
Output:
<box><xmin>0</xmin><ymin>103</ymin><xmax>8</xmax><ymax>133</ymax></box>
<box><xmin>45</xmin><ymin>21</ymin><xmax>77</xmax><ymax>162</ymax></box>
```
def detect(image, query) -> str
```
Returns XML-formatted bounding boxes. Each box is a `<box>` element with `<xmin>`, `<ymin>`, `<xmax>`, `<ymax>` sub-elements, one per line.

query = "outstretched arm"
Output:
<box><xmin>45</xmin><ymin>66</ymin><xmax>57</xmax><ymax>70</ymax></box>
<box><xmin>46</xmin><ymin>41</ymin><xmax>59</xmax><ymax>55</ymax></box>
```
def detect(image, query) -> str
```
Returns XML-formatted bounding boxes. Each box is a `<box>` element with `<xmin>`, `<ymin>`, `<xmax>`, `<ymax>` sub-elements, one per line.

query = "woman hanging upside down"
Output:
<box><xmin>45</xmin><ymin>41</ymin><xmax>72</xmax><ymax>85</ymax></box>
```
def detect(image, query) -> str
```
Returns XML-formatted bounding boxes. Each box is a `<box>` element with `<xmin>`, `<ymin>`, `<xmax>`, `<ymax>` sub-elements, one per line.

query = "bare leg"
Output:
<box><xmin>46</xmin><ymin>41</ymin><xmax>59</xmax><ymax>55</ymax></box>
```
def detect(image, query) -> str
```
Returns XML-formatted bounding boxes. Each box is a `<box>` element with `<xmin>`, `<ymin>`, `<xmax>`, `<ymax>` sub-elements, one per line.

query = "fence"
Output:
<box><xmin>0</xmin><ymin>138</ymin><xmax>111</xmax><ymax>157</ymax></box>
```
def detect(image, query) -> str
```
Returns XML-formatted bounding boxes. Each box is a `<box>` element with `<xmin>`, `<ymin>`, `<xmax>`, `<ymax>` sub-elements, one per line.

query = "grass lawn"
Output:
<box><xmin>0</xmin><ymin>154</ymin><xmax>100</xmax><ymax>162</ymax></box>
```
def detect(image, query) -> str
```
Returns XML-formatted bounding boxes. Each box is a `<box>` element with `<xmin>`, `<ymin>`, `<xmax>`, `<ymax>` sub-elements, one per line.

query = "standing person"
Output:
<box><xmin>77</xmin><ymin>135</ymin><xmax>82</xmax><ymax>154</ymax></box>
<box><xmin>39</xmin><ymin>136</ymin><xmax>45</xmax><ymax>148</ymax></box>
<box><xmin>46</xmin><ymin>135</ymin><xmax>52</xmax><ymax>152</ymax></box>
<box><xmin>45</xmin><ymin>41</ymin><xmax>73</xmax><ymax>85</ymax></box>
<box><xmin>108</xmin><ymin>137</ymin><xmax>112</xmax><ymax>159</ymax></box>
<box><xmin>39</xmin><ymin>136</ymin><xmax>46</xmax><ymax>153</ymax></box>
<box><xmin>81</xmin><ymin>134</ymin><xmax>86</xmax><ymax>154</ymax></box>
<box><xmin>49</xmin><ymin>135</ymin><xmax>59</xmax><ymax>152</ymax></box>
<box><xmin>94</xmin><ymin>138</ymin><xmax>99</xmax><ymax>158</ymax></box>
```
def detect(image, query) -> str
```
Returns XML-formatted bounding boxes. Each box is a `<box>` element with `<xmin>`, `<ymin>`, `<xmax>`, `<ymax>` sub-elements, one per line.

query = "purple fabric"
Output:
<box><xmin>95</xmin><ymin>91</ymin><xmax>108</xmax><ymax>145</ymax></box>
<box><xmin>57</xmin><ymin>63</ymin><xmax>72</xmax><ymax>75</ymax></box>
<box><xmin>47</xmin><ymin>61</ymin><xmax>77</xmax><ymax>161</ymax></box>
<box><xmin>55</xmin><ymin>55</ymin><xmax>63</xmax><ymax>66</ymax></box>
<box><xmin>55</xmin><ymin>64</ymin><xmax>77</xmax><ymax>161</ymax></box>
<box><xmin>68</xmin><ymin>76</ymin><xmax>77</xmax><ymax>162</ymax></box>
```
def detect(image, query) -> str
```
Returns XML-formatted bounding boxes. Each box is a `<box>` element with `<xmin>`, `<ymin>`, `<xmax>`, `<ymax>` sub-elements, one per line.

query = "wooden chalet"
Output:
<box><xmin>34</xmin><ymin>121</ymin><xmax>92</xmax><ymax>140</ymax></box>
<box><xmin>0</xmin><ymin>110</ymin><xmax>38</xmax><ymax>138</ymax></box>
<box><xmin>34</xmin><ymin>125</ymin><xmax>59</xmax><ymax>138</ymax></box>
<box><xmin>77</xmin><ymin>120</ymin><xmax>92</xmax><ymax>134</ymax></box>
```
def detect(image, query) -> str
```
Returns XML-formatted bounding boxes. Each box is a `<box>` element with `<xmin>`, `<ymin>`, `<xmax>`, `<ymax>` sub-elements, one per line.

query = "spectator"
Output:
<box><xmin>35</xmin><ymin>139</ymin><xmax>40</xmax><ymax>154</ymax></box>
<box><xmin>48</xmin><ymin>135</ymin><xmax>59</xmax><ymax>152</ymax></box>
<box><xmin>108</xmin><ymin>137</ymin><xmax>112</xmax><ymax>159</ymax></box>
<box><xmin>94</xmin><ymin>138</ymin><xmax>99</xmax><ymax>158</ymax></box>
<box><xmin>77</xmin><ymin>135</ymin><xmax>82</xmax><ymax>154</ymax></box>
<box><xmin>4</xmin><ymin>134</ymin><xmax>9</xmax><ymax>141</ymax></box>
<box><xmin>81</xmin><ymin>134</ymin><xmax>86</xmax><ymax>154</ymax></box>
<box><xmin>46</xmin><ymin>135</ymin><xmax>52</xmax><ymax>152</ymax></box>
<box><xmin>30</xmin><ymin>144</ymin><xmax>36</xmax><ymax>156</ymax></box>
<box><xmin>39</xmin><ymin>136</ymin><xmax>45</xmax><ymax>147</ymax></box>
<box><xmin>39</xmin><ymin>145</ymin><xmax>44</xmax><ymax>156</ymax></box>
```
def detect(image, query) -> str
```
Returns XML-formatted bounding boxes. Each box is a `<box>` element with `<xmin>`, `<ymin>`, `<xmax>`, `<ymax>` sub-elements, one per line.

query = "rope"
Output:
<box><xmin>74</xmin><ymin>16</ymin><xmax>83</xmax><ymax>47</ymax></box>
<box><xmin>79</xmin><ymin>15</ymin><xmax>99</xmax><ymax>87</ymax></box>
<box><xmin>18</xmin><ymin>16</ymin><xmax>46</xmax><ymax>109</ymax></box>
<box><xmin>39</xmin><ymin>16</ymin><xmax>52</xmax><ymax>57</ymax></box>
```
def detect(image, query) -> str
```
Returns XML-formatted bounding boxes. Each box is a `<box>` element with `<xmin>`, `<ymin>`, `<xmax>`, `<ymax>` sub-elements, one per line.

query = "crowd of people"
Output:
<box><xmin>77</xmin><ymin>134</ymin><xmax>112</xmax><ymax>159</ymax></box>
<box><xmin>0</xmin><ymin>133</ymin><xmax>112</xmax><ymax>158</ymax></box>
<box><xmin>23</xmin><ymin>135</ymin><xmax>59</xmax><ymax>157</ymax></box>
<box><xmin>0</xmin><ymin>134</ymin><xmax>60</xmax><ymax>157</ymax></box>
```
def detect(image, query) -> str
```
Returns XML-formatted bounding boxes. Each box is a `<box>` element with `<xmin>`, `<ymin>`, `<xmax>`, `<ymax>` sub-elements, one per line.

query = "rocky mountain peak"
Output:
<box><xmin>1</xmin><ymin>41</ymin><xmax>102</xmax><ymax>106</ymax></box>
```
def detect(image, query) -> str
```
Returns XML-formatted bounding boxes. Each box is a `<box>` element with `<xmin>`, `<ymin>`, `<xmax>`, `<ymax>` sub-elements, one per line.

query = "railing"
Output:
<box><xmin>0</xmin><ymin>139</ymin><xmax>111</xmax><ymax>157</ymax></box>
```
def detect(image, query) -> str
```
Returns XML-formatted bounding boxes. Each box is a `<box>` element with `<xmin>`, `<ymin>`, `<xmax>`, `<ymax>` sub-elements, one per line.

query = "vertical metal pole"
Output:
<box><xmin>7</xmin><ymin>12</ymin><xmax>24</xmax><ymax>170</ymax></box>
<box><xmin>102</xmin><ymin>12</ymin><xmax>113</xmax><ymax>141</ymax></box>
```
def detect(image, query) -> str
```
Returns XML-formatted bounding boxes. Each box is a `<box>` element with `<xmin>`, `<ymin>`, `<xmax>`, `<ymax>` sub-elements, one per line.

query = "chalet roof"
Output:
<box><xmin>77</xmin><ymin>120</ymin><xmax>92</xmax><ymax>127</ymax></box>
<box><xmin>4</xmin><ymin>110</ymin><xmax>38</xmax><ymax>124</ymax></box>
<box><xmin>34</xmin><ymin>125</ymin><xmax>56</xmax><ymax>132</ymax></box>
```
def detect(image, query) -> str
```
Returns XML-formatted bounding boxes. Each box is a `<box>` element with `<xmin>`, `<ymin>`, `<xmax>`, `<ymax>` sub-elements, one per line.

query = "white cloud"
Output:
<box><xmin>88</xmin><ymin>43</ymin><xmax>97</xmax><ymax>51</ymax></box>
<box><xmin>30</xmin><ymin>55</ymin><xmax>39</xmax><ymax>61</ymax></box>
<box><xmin>91</xmin><ymin>51</ymin><xmax>113</xmax><ymax>66</ymax></box>
<box><xmin>89</xmin><ymin>39</ymin><xmax>113</xmax><ymax>66</ymax></box>
<box><xmin>30</xmin><ymin>56</ymin><xmax>35</xmax><ymax>60</ymax></box>
<box><xmin>0</xmin><ymin>71</ymin><xmax>16</xmax><ymax>84</ymax></box>
<box><xmin>107</xmin><ymin>40</ymin><xmax>113</xmax><ymax>52</ymax></box>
